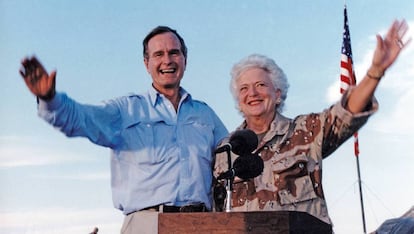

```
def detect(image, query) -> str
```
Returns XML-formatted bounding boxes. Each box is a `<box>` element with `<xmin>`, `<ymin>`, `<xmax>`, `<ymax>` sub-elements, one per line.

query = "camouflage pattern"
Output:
<box><xmin>214</xmin><ymin>92</ymin><xmax>378</xmax><ymax>225</ymax></box>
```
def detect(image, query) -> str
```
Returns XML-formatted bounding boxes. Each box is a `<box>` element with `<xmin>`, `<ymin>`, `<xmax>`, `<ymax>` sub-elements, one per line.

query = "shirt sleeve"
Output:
<box><xmin>37</xmin><ymin>92</ymin><xmax>123</xmax><ymax>148</ymax></box>
<box><xmin>321</xmin><ymin>87</ymin><xmax>378</xmax><ymax>157</ymax></box>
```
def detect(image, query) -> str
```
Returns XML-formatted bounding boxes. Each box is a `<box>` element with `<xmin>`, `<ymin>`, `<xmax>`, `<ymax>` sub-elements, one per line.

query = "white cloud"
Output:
<box><xmin>373</xmin><ymin>82</ymin><xmax>414</xmax><ymax>134</ymax></box>
<box><xmin>369</xmin><ymin>21</ymin><xmax>414</xmax><ymax>134</ymax></box>
<box><xmin>36</xmin><ymin>172</ymin><xmax>110</xmax><ymax>181</ymax></box>
<box><xmin>0</xmin><ymin>207</ymin><xmax>124</xmax><ymax>234</ymax></box>
<box><xmin>0</xmin><ymin>136</ymin><xmax>94</xmax><ymax>168</ymax></box>
<box><xmin>0</xmin><ymin>147</ymin><xmax>81</xmax><ymax>168</ymax></box>
<box><xmin>326</xmin><ymin>80</ymin><xmax>342</xmax><ymax>104</ymax></box>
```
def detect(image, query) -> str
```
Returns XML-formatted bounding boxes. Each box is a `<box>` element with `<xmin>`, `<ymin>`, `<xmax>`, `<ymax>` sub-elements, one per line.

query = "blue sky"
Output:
<box><xmin>1</xmin><ymin>1</ymin><xmax>413</xmax><ymax>233</ymax></box>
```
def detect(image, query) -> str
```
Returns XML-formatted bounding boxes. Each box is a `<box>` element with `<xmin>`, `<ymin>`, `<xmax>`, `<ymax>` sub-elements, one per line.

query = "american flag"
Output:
<box><xmin>340</xmin><ymin>6</ymin><xmax>356</xmax><ymax>93</ymax></box>
<box><xmin>340</xmin><ymin>5</ymin><xmax>359</xmax><ymax>157</ymax></box>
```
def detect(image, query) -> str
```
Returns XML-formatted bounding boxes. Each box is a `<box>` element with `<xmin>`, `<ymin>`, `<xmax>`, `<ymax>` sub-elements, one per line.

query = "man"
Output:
<box><xmin>20</xmin><ymin>26</ymin><xmax>228</xmax><ymax>233</ymax></box>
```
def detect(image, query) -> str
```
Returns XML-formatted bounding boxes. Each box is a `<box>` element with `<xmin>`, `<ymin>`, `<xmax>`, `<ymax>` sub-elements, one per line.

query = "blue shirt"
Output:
<box><xmin>38</xmin><ymin>87</ymin><xmax>228</xmax><ymax>215</ymax></box>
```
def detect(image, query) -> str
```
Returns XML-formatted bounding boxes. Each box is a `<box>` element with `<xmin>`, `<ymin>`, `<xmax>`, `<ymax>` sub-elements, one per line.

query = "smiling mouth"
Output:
<box><xmin>248</xmin><ymin>100</ymin><xmax>262</xmax><ymax>105</ymax></box>
<box><xmin>160</xmin><ymin>68</ymin><xmax>176</xmax><ymax>74</ymax></box>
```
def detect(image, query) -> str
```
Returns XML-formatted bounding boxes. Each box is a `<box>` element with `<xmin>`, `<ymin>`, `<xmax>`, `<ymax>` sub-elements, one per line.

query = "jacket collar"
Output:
<box><xmin>238</xmin><ymin>111</ymin><xmax>293</xmax><ymax>149</ymax></box>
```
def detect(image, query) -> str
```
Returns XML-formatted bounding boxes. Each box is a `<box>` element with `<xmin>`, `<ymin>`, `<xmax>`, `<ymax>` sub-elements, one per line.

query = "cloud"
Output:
<box><xmin>36</xmin><ymin>172</ymin><xmax>110</xmax><ymax>181</ymax></box>
<box><xmin>0</xmin><ymin>136</ymin><xmax>94</xmax><ymax>168</ymax></box>
<box><xmin>0</xmin><ymin>207</ymin><xmax>123</xmax><ymax>234</ymax></box>
<box><xmin>0</xmin><ymin>147</ymin><xmax>82</xmax><ymax>168</ymax></box>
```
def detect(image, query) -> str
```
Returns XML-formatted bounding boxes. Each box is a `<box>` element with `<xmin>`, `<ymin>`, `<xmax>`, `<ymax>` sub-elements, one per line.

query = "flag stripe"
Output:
<box><xmin>340</xmin><ymin>6</ymin><xmax>360</xmax><ymax>157</ymax></box>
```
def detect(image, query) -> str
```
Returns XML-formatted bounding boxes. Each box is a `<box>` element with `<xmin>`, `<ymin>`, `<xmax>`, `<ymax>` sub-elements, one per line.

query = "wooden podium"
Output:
<box><xmin>159</xmin><ymin>211</ymin><xmax>332</xmax><ymax>234</ymax></box>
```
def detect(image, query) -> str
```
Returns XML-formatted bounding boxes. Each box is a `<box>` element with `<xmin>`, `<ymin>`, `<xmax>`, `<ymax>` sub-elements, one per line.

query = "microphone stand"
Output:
<box><xmin>225</xmin><ymin>149</ymin><xmax>233</xmax><ymax>212</ymax></box>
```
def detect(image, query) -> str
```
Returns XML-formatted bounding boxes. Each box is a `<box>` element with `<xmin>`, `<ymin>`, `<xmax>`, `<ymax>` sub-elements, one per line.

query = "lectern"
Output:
<box><xmin>159</xmin><ymin>211</ymin><xmax>332</xmax><ymax>234</ymax></box>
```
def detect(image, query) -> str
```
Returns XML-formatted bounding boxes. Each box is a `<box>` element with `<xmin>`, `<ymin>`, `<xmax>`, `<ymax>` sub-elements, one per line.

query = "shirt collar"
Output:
<box><xmin>148</xmin><ymin>85</ymin><xmax>190</xmax><ymax>107</ymax></box>
<box><xmin>238</xmin><ymin>111</ymin><xmax>292</xmax><ymax>138</ymax></box>
<box><xmin>269</xmin><ymin>112</ymin><xmax>292</xmax><ymax>135</ymax></box>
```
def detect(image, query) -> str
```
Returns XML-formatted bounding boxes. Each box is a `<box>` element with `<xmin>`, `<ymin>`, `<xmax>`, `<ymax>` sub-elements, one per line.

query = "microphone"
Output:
<box><xmin>214</xmin><ymin>129</ymin><xmax>258</xmax><ymax>155</ymax></box>
<box><xmin>217</xmin><ymin>153</ymin><xmax>264</xmax><ymax>180</ymax></box>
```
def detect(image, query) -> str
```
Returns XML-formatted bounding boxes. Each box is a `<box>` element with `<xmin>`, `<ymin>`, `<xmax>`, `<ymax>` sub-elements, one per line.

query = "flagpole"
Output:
<box><xmin>354</xmin><ymin>132</ymin><xmax>367</xmax><ymax>234</ymax></box>
<box><xmin>355</xmin><ymin>145</ymin><xmax>367</xmax><ymax>234</ymax></box>
<box><xmin>341</xmin><ymin>4</ymin><xmax>367</xmax><ymax>233</ymax></box>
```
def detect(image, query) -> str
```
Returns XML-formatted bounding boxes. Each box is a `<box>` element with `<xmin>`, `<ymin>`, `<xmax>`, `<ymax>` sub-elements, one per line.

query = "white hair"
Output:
<box><xmin>230</xmin><ymin>54</ymin><xmax>289</xmax><ymax>112</ymax></box>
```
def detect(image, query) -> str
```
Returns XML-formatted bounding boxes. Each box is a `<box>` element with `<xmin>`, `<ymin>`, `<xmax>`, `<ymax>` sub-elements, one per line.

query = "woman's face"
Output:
<box><xmin>236</xmin><ymin>67</ymin><xmax>280</xmax><ymax>119</ymax></box>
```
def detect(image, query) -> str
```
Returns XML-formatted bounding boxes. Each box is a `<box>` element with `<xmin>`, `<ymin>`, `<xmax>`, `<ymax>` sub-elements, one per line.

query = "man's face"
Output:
<box><xmin>144</xmin><ymin>32</ymin><xmax>186</xmax><ymax>92</ymax></box>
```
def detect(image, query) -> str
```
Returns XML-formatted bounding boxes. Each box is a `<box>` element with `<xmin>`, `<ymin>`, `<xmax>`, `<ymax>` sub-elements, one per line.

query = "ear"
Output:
<box><xmin>275</xmin><ymin>89</ymin><xmax>282</xmax><ymax>99</ymax></box>
<box><xmin>144</xmin><ymin>58</ymin><xmax>150</xmax><ymax>72</ymax></box>
<box><xmin>184</xmin><ymin>57</ymin><xmax>187</xmax><ymax>71</ymax></box>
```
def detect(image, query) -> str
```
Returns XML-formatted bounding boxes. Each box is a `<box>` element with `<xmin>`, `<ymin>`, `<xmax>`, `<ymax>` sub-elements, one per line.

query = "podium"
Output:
<box><xmin>159</xmin><ymin>211</ymin><xmax>332</xmax><ymax>234</ymax></box>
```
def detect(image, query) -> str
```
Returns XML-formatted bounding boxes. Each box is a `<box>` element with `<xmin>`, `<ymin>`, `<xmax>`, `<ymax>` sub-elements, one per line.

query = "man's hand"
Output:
<box><xmin>20</xmin><ymin>56</ymin><xmax>56</xmax><ymax>100</ymax></box>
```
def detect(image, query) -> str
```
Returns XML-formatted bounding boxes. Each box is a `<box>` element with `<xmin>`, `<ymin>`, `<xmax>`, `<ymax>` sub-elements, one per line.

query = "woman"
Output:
<box><xmin>214</xmin><ymin>20</ymin><xmax>410</xmax><ymax>231</ymax></box>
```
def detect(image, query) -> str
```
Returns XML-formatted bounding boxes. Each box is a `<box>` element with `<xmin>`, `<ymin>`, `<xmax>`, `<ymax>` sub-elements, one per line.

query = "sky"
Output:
<box><xmin>1</xmin><ymin>0</ymin><xmax>413</xmax><ymax>233</ymax></box>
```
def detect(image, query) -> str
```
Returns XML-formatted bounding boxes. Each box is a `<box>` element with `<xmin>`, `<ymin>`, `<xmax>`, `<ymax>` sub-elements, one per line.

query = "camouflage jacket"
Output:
<box><xmin>213</xmin><ymin>92</ymin><xmax>378</xmax><ymax>225</ymax></box>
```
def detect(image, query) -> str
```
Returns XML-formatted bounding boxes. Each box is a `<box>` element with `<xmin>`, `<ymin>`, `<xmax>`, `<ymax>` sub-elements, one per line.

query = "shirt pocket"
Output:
<box><xmin>277</xmin><ymin>175</ymin><xmax>317</xmax><ymax>205</ymax></box>
<box><xmin>182</xmin><ymin>120</ymin><xmax>215</xmax><ymax>162</ymax></box>
<box><xmin>117</xmin><ymin>121</ymin><xmax>155</xmax><ymax>165</ymax></box>
<box><xmin>273</xmin><ymin>155</ymin><xmax>318</xmax><ymax>205</ymax></box>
